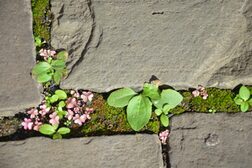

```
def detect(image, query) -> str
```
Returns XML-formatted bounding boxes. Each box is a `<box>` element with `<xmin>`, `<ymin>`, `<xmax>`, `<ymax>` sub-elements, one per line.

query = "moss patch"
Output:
<box><xmin>81</xmin><ymin>95</ymin><xmax>160</xmax><ymax>136</ymax></box>
<box><xmin>31</xmin><ymin>0</ymin><xmax>52</xmax><ymax>41</ymax></box>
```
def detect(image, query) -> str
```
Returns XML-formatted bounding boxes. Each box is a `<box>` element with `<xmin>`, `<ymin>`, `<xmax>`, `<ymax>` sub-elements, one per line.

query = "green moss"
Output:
<box><xmin>81</xmin><ymin>95</ymin><xmax>160</xmax><ymax>136</ymax></box>
<box><xmin>31</xmin><ymin>0</ymin><xmax>52</xmax><ymax>41</ymax></box>
<box><xmin>189</xmin><ymin>88</ymin><xmax>240</xmax><ymax>112</ymax></box>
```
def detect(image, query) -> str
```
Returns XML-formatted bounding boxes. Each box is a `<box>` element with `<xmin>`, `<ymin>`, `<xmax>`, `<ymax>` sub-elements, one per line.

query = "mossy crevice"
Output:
<box><xmin>31</xmin><ymin>0</ymin><xmax>52</xmax><ymax>42</ymax></box>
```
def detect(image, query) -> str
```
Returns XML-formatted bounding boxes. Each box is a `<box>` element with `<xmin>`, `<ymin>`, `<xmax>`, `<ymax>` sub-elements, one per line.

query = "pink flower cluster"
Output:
<box><xmin>39</xmin><ymin>49</ymin><xmax>56</xmax><ymax>60</ymax></box>
<box><xmin>22</xmin><ymin>101</ymin><xmax>50</xmax><ymax>131</ymax></box>
<box><xmin>66</xmin><ymin>90</ymin><xmax>94</xmax><ymax>126</ymax></box>
<box><xmin>159</xmin><ymin>129</ymin><xmax>169</xmax><ymax>144</ymax></box>
<box><xmin>22</xmin><ymin>90</ymin><xmax>95</xmax><ymax>132</ymax></box>
<box><xmin>192</xmin><ymin>85</ymin><xmax>208</xmax><ymax>100</ymax></box>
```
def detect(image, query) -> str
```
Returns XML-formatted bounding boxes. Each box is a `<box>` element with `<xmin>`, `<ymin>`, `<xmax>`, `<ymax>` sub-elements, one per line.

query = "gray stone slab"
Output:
<box><xmin>0</xmin><ymin>134</ymin><xmax>163</xmax><ymax>168</ymax></box>
<box><xmin>51</xmin><ymin>0</ymin><xmax>252</xmax><ymax>92</ymax></box>
<box><xmin>169</xmin><ymin>112</ymin><xmax>252</xmax><ymax>168</ymax></box>
<box><xmin>0</xmin><ymin>0</ymin><xmax>41</xmax><ymax>116</ymax></box>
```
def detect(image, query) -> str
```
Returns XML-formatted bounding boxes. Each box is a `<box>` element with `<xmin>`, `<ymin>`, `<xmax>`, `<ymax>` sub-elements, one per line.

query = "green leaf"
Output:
<box><xmin>58</xmin><ymin>101</ymin><xmax>66</xmax><ymax>107</ymax></box>
<box><xmin>34</xmin><ymin>36</ymin><xmax>42</xmax><ymax>47</ymax></box>
<box><xmin>50</xmin><ymin>95</ymin><xmax>59</xmax><ymax>103</ymax></box>
<box><xmin>163</xmin><ymin>104</ymin><xmax>172</xmax><ymax>114</ymax></box>
<box><xmin>57</xmin><ymin>127</ymin><xmax>71</xmax><ymax>135</ymax></box>
<box><xmin>55</xmin><ymin>90</ymin><xmax>67</xmax><ymax>100</ymax></box>
<box><xmin>241</xmin><ymin>102</ymin><xmax>249</xmax><ymax>112</ymax></box>
<box><xmin>53</xmin><ymin>71</ymin><xmax>63</xmax><ymax>85</ymax></box>
<box><xmin>154</xmin><ymin>109</ymin><xmax>163</xmax><ymax>116</ymax></box>
<box><xmin>57</xmin><ymin>110</ymin><xmax>67</xmax><ymax>119</ymax></box>
<box><xmin>234</xmin><ymin>96</ymin><xmax>243</xmax><ymax>105</ymax></box>
<box><xmin>56</xmin><ymin>51</ymin><xmax>68</xmax><ymax>61</ymax></box>
<box><xmin>239</xmin><ymin>86</ymin><xmax>251</xmax><ymax>101</ymax></box>
<box><xmin>126</xmin><ymin>95</ymin><xmax>152</xmax><ymax>131</ymax></box>
<box><xmin>51</xmin><ymin>60</ymin><xmax>66</xmax><ymax>70</ymax></box>
<box><xmin>248</xmin><ymin>98</ymin><xmax>252</xmax><ymax>106</ymax></box>
<box><xmin>161</xmin><ymin>89</ymin><xmax>183</xmax><ymax>108</ymax></box>
<box><xmin>32</xmin><ymin>62</ymin><xmax>51</xmax><ymax>75</ymax></box>
<box><xmin>53</xmin><ymin>133</ymin><xmax>62</xmax><ymax>140</ymax></box>
<box><xmin>107</xmin><ymin>88</ymin><xmax>137</xmax><ymax>107</ymax></box>
<box><xmin>153</xmin><ymin>89</ymin><xmax>183</xmax><ymax>109</ymax></box>
<box><xmin>36</xmin><ymin>73</ymin><xmax>52</xmax><ymax>83</ymax></box>
<box><xmin>39</xmin><ymin>124</ymin><xmax>56</xmax><ymax>135</ymax></box>
<box><xmin>142</xmin><ymin>83</ymin><xmax>160</xmax><ymax>100</ymax></box>
<box><xmin>160</xmin><ymin>114</ymin><xmax>169</xmax><ymax>127</ymax></box>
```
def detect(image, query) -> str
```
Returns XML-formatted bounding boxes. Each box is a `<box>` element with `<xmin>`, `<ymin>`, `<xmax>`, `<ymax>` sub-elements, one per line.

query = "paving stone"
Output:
<box><xmin>169</xmin><ymin>112</ymin><xmax>252</xmax><ymax>168</ymax></box>
<box><xmin>0</xmin><ymin>134</ymin><xmax>163</xmax><ymax>168</ymax></box>
<box><xmin>0</xmin><ymin>0</ymin><xmax>41</xmax><ymax>116</ymax></box>
<box><xmin>51</xmin><ymin>0</ymin><xmax>252</xmax><ymax>92</ymax></box>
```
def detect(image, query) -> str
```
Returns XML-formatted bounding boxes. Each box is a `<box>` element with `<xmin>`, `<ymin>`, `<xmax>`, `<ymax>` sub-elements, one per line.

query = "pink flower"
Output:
<box><xmin>73</xmin><ymin>114</ymin><xmax>88</xmax><ymax>126</ymax></box>
<box><xmin>159</xmin><ymin>130</ymin><xmax>169</xmax><ymax>144</ymax></box>
<box><xmin>22</xmin><ymin>118</ymin><xmax>33</xmax><ymax>130</ymax></box>
<box><xmin>66</xmin><ymin>97</ymin><xmax>78</xmax><ymax>109</ymax></box>
<box><xmin>49</xmin><ymin>112</ymin><xmax>60</xmax><ymax>125</ymax></box>
<box><xmin>33</xmin><ymin>119</ymin><xmax>42</xmax><ymax>131</ymax></box>
<box><xmin>85</xmin><ymin>107</ymin><xmax>94</xmax><ymax>114</ymax></box>
<box><xmin>81</xmin><ymin>91</ymin><xmax>94</xmax><ymax>103</ymax></box>
<box><xmin>74</xmin><ymin>107</ymin><xmax>81</xmax><ymax>113</ymax></box>
<box><xmin>39</xmin><ymin>49</ymin><xmax>56</xmax><ymax>60</ymax></box>
<box><xmin>192</xmin><ymin>85</ymin><xmax>208</xmax><ymax>100</ymax></box>
<box><xmin>192</xmin><ymin>90</ymin><xmax>200</xmax><ymax>97</ymax></box>
<box><xmin>39</xmin><ymin>104</ymin><xmax>50</xmax><ymax>116</ymax></box>
<box><xmin>66</xmin><ymin>109</ymin><xmax>74</xmax><ymax>120</ymax></box>
<box><xmin>27</xmin><ymin>108</ymin><xmax>38</xmax><ymax>118</ymax></box>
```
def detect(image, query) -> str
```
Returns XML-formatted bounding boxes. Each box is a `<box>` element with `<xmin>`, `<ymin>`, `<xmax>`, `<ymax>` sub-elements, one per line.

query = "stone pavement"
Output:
<box><xmin>169</xmin><ymin>112</ymin><xmax>252</xmax><ymax>168</ymax></box>
<box><xmin>0</xmin><ymin>0</ymin><xmax>41</xmax><ymax>116</ymax></box>
<box><xmin>51</xmin><ymin>0</ymin><xmax>252</xmax><ymax>92</ymax></box>
<box><xmin>0</xmin><ymin>134</ymin><xmax>163</xmax><ymax>168</ymax></box>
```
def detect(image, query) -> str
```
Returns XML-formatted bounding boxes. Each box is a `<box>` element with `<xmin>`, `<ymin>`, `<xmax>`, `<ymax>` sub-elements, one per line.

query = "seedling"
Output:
<box><xmin>234</xmin><ymin>86</ymin><xmax>252</xmax><ymax>112</ymax></box>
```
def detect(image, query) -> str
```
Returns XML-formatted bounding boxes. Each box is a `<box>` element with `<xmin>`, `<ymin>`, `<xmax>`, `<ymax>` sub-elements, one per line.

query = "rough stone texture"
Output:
<box><xmin>0</xmin><ymin>134</ymin><xmax>163</xmax><ymax>168</ymax></box>
<box><xmin>169</xmin><ymin>112</ymin><xmax>252</xmax><ymax>168</ymax></box>
<box><xmin>50</xmin><ymin>0</ymin><xmax>252</xmax><ymax>92</ymax></box>
<box><xmin>51</xmin><ymin>0</ymin><xmax>93</xmax><ymax>70</ymax></box>
<box><xmin>0</xmin><ymin>0</ymin><xmax>41</xmax><ymax>116</ymax></box>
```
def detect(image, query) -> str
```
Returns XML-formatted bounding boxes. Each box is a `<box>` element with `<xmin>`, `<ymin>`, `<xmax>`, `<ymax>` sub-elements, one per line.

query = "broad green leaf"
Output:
<box><xmin>53</xmin><ymin>133</ymin><xmax>62</xmax><ymax>140</ymax></box>
<box><xmin>32</xmin><ymin>62</ymin><xmax>51</xmax><ymax>75</ymax></box>
<box><xmin>39</xmin><ymin>124</ymin><xmax>56</xmax><ymax>135</ymax></box>
<box><xmin>161</xmin><ymin>89</ymin><xmax>183</xmax><ymax>108</ymax></box>
<box><xmin>234</xmin><ymin>96</ymin><xmax>243</xmax><ymax>105</ymax></box>
<box><xmin>57</xmin><ymin>127</ymin><xmax>71</xmax><ymax>135</ymax></box>
<box><xmin>126</xmin><ymin>95</ymin><xmax>152</xmax><ymax>131</ymax></box>
<box><xmin>50</xmin><ymin>95</ymin><xmax>59</xmax><ymax>103</ymax></box>
<box><xmin>163</xmin><ymin>104</ymin><xmax>172</xmax><ymax>114</ymax></box>
<box><xmin>58</xmin><ymin>101</ymin><xmax>66</xmax><ymax>107</ymax></box>
<box><xmin>142</xmin><ymin>83</ymin><xmax>160</xmax><ymax>100</ymax></box>
<box><xmin>51</xmin><ymin>60</ymin><xmax>66</xmax><ymax>70</ymax></box>
<box><xmin>241</xmin><ymin>102</ymin><xmax>249</xmax><ymax>112</ymax></box>
<box><xmin>55</xmin><ymin>90</ymin><xmax>67</xmax><ymax>100</ymax></box>
<box><xmin>56</xmin><ymin>51</ymin><xmax>68</xmax><ymax>61</ymax></box>
<box><xmin>154</xmin><ymin>109</ymin><xmax>163</xmax><ymax>116</ymax></box>
<box><xmin>53</xmin><ymin>71</ymin><xmax>63</xmax><ymax>84</ymax></box>
<box><xmin>248</xmin><ymin>98</ymin><xmax>252</xmax><ymax>106</ymax></box>
<box><xmin>53</xmin><ymin>124</ymin><xmax>59</xmax><ymax>130</ymax></box>
<box><xmin>153</xmin><ymin>89</ymin><xmax>183</xmax><ymax>109</ymax></box>
<box><xmin>239</xmin><ymin>86</ymin><xmax>251</xmax><ymax>101</ymax></box>
<box><xmin>107</xmin><ymin>88</ymin><xmax>137</xmax><ymax>107</ymax></box>
<box><xmin>36</xmin><ymin>73</ymin><xmax>52</xmax><ymax>83</ymax></box>
<box><xmin>160</xmin><ymin>114</ymin><xmax>169</xmax><ymax>127</ymax></box>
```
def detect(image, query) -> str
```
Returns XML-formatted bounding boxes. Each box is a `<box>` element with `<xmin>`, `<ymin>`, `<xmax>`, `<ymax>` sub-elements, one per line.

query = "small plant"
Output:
<box><xmin>234</xmin><ymin>86</ymin><xmax>252</xmax><ymax>112</ymax></box>
<box><xmin>107</xmin><ymin>82</ymin><xmax>183</xmax><ymax>131</ymax></box>
<box><xmin>22</xmin><ymin>89</ymin><xmax>95</xmax><ymax>139</ymax></box>
<box><xmin>31</xmin><ymin>36</ymin><xmax>68</xmax><ymax>85</ymax></box>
